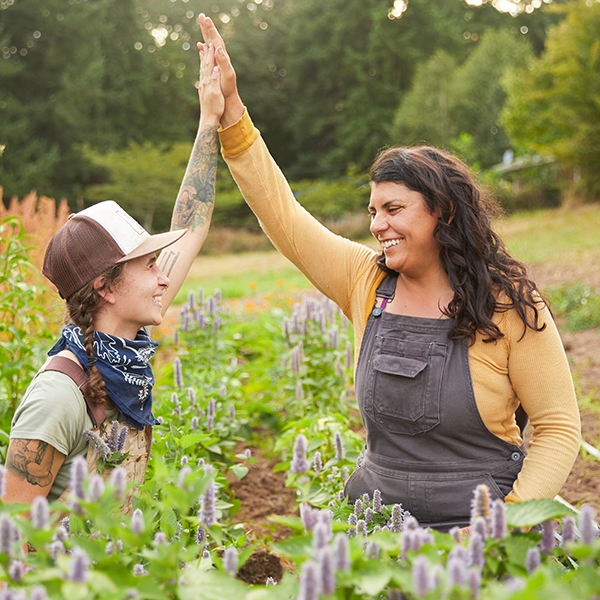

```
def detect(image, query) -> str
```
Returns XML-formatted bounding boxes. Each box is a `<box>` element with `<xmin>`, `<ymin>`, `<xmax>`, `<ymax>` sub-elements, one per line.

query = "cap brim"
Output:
<box><xmin>116</xmin><ymin>229</ymin><xmax>187</xmax><ymax>263</ymax></box>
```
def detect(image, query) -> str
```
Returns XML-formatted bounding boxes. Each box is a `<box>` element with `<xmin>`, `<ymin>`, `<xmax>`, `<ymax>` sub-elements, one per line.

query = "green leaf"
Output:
<box><xmin>352</xmin><ymin>562</ymin><xmax>393</xmax><ymax>595</ymax></box>
<box><xmin>230</xmin><ymin>464</ymin><xmax>249</xmax><ymax>480</ymax></box>
<box><xmin>505</xmin><ymin>499</ymin><xmax>576</xmax><ymax>527</ymax></box>
<box><xmin>179</xmin><ymin>432</ymin><xmax>209</xmax><ymax>449</ymax></box>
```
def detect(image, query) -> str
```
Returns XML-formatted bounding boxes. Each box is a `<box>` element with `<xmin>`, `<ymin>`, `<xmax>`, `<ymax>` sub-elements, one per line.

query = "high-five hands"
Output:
<box><xmin>197</xmin><ymin>13</ymin><xmax>245</xmax><ymax>128</ymax></box>
<box><xmin>198</xmin><ymin>42</ymin><xmax>225</xmax><ymax>126</ymax></box>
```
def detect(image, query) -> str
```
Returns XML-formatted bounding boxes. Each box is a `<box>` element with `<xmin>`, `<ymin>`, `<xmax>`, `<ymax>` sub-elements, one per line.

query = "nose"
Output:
<box><xmin>370</xmin><ymin>211</ymin><xmax>388</xmax><ymax>238</ymax></box>
<box><xmin>156</xmin><ymin>266</ymin><xmax>170</xmax><ymax>289</ymax></box>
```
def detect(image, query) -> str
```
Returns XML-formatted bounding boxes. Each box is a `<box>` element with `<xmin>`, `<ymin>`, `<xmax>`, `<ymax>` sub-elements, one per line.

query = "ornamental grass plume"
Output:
<box><xmin>223</xmin><ymin>546</ymin><xmax>239</xmax><ymax>577</ymax></box>
<box><xmin>173</xmin><ymin>357</ymin><xmax>184</xmax><ymax>387</ymax></box>
<box><xmin>69</xmin><ymin>547</ymin><xmax>90</xmax><ymax>583</ymax></box>
<box><xmin>200</xmin><ymin>482</ymin><xmax>216</xmax><ymax>528</ymax></box>
<box><xmin>526</xmin><ymin>547</ymin><xmax>541</xmax><ymax>574</ymax></box>
<box><xmin>31</xmin><ymin>495</ymin><xmax>50</xmax><ymax>529</ymax></box>
<box><xmin>290</xmin><ymin>433</ymin><xmax>310</xmax><ymax>473</ymax></box>
<box><xmin>579</xmin><ymin>504</ymin><xmax>598</xmax><ymax>545</ymax></box>
<box><xmin>412</xmin><ymin>555</ymin><xmax>432</xmax><ymax>599</ymax></box>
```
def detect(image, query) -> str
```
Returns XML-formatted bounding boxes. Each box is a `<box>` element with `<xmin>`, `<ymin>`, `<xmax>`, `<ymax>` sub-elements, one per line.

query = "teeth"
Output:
<box><xmin>381</xmin><ymin>239</ymin><xmax>401</xmax><ymax>249</ymax></box>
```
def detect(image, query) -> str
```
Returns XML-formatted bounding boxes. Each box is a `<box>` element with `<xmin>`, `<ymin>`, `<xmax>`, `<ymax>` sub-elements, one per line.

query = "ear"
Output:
<box><xmin>93</xmin><ymin>276</ymin><xmax>116</xmax><ymax>304</ymax></box>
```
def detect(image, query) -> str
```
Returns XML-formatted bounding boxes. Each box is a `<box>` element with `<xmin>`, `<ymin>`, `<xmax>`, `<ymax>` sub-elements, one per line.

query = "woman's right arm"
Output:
<box><xmin>2</xmin><ymin>439</ymin><xmax>65</xmax><ymax>503</ymax></box>
<box><xmin>198</xmin><ymin>16</ymin><xmax>376</xmax><ymax>312</ymax></box>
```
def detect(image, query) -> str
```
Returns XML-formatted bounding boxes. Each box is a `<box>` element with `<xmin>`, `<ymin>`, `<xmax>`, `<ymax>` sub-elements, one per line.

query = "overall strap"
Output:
<box><xmin>371</xmin><ymin>273</ymin><xmax>398</xmax><ymax>317</ymax></box>
<box><xmin>44</xmin><ymin>356</ymin><xmax>106</xmax><ymax>428</ymax></box>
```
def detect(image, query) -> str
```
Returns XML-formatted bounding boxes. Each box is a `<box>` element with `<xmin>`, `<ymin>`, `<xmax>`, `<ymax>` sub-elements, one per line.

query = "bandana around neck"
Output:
<box><xmin>48</xmin><ymin>324</ymin><xmax>159</xmax><ymax>430</ymax></box>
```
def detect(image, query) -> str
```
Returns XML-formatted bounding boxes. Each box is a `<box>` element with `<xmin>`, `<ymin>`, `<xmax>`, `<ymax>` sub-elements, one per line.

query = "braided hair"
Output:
<box><xmin>65</xmin><ymin>263</ymin><xmax>126</xmax><ymax>405</ymax></box>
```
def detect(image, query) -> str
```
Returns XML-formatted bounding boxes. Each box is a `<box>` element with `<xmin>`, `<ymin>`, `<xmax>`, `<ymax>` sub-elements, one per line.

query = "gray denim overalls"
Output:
<box><xmin>346</xmin><ymin>273</ymin><xmax>526</xmax><ymax>531</ymax></box>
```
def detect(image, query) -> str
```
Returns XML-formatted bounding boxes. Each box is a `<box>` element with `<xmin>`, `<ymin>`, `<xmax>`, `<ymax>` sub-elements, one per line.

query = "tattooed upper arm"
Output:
<box><xmin>3</xmin><ymin>439</ymin><xmax>66</xmax><ymax>503</ymax></box>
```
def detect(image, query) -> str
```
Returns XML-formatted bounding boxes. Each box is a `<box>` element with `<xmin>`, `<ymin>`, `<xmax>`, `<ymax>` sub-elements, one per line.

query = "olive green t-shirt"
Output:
<box><xmin>11</xmin><ymin>371</ymin><xmax>119</xmax><ymax>502</ymax></box>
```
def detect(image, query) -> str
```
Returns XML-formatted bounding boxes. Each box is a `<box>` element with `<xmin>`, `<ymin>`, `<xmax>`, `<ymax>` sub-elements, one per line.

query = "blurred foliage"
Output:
<box><xmin>502</xmin><ymin>0</ymin><xmax>600</xmax><ymax>201</ymax></box>
<box><xmin>546</xmin><ymin>281</ymin><xmax>600</xmax><ymax>332</ymax></box>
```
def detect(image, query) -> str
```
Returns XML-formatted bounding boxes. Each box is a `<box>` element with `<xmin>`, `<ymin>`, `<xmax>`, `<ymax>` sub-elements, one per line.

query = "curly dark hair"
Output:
<box><xmin>65</xmin><ymin>263</ymin><xmax>126</xmax><ymax>405</ymax></box>
<box><xmin>369</xmin><ymin>145</ymin><xmax>546</xmax><ymax>343</ymax></box>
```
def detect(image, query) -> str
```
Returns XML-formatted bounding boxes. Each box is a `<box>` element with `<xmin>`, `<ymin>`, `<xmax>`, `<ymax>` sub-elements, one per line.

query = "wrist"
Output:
<box><xmin>220</xmin><ymin>94</ymin><xmax>245</xmax><ymax>129</ymax></box>
<box><xmin>199</xmin><ymin>114</ymin><xmax>221</xmax><ymax>129</ymax></box>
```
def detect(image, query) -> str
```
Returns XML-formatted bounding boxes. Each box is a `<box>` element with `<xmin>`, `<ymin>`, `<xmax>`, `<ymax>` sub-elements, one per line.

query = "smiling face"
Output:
<box><xmin>369</xmin><ymin>182</ymin><xmax>444</xmax><ymax>279</ymax></box>
<box><xmin>96</xmin><ymin>253</ymin><xmax>170</xmax><ymax>339</ymax></box>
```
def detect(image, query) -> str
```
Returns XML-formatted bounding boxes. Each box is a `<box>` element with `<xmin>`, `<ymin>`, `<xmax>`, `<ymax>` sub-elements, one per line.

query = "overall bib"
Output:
<box><xmin>346</xmin><ymin>274</ymin><xmax>526</xmax><ymax>531</ymax></box>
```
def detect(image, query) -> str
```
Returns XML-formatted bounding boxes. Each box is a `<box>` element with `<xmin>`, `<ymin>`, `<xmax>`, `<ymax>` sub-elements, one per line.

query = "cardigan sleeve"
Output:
<box><xmin>504</xmin><ymin>302</ymin><xmax>581</xmax><ymax>503</ymax></box>
<box><xmin>219</xmin><ymin>111</ymin><xmax>377</xmax><ymax>319</ymax></box>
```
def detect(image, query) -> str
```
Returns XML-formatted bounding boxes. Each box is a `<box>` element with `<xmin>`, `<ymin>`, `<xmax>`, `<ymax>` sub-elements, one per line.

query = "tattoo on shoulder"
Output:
<box><xmin>157</xmin><ymin>249</ymin><xmax>181</xmax><ymax>278</ymax></box>
<box><xmin>171</xmin><ymin>124</ymin><xmax>219</xmax><ymax>232</ymax></box>
<box><xmin>7</xmin><ymin>439</ymin><xmax>55</xmax><ymax>487</ymax></box>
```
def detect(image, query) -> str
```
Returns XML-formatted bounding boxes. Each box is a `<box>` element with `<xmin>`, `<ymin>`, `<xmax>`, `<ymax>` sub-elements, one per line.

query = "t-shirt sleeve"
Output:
<box><xmin>11</xmin><ymin>371</ymin><xmax>90</xmax><ymax>456</ymax></box>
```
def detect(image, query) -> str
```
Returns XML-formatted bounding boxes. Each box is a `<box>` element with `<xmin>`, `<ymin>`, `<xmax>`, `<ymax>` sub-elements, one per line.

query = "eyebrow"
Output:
<box><xmin>368</xmin><ymin>199</ymin><xmax>403</xmax><ymax>211</ymax></box>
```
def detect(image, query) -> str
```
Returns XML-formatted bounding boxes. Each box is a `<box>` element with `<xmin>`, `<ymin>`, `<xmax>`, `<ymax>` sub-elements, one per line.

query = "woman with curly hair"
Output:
<box><xmin>198</xmin><ymin>15</ymin><xmax>580</xmax><ymax>531</ymax></box>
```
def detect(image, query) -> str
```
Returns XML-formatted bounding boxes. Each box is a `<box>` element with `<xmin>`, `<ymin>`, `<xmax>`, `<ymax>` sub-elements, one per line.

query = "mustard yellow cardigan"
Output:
<box><xmin>219</xmin><ymin>111</ymin><xmax>581</xmax><ymax>504</ymax></box>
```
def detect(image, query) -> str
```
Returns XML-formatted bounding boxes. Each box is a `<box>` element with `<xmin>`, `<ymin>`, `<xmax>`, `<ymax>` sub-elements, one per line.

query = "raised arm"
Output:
<box><xmin>154</xmin><ymin>44</ymin><xmax>224</xmax><ymax>326</ymax></box>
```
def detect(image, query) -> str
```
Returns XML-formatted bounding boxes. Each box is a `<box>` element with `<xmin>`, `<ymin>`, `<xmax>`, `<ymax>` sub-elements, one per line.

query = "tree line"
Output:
<box><xmin>1</xmin><ymin>0</ymin><xmax>598</xmax><ymax>232</ymax></box>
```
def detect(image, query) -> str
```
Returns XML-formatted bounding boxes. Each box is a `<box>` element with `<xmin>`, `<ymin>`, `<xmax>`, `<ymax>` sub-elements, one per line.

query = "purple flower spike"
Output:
<box><xmin>540</xmin><ymin>520</ymin><xmax>555</xmax><ymax>555</ymax></box>
<box><xmin>301</xmin><ymin>503</ymin><xmax>317</xmax><ymax>532</ymax></box>
<box><xmin>69</xmin><ymin>547</ymin><xmax>90</xmax><ymax>583</ymax></box>
<box><xmin>313</xmin><ymin>521</ymin><xmax>331</xmax><ymax>551</ymax></box>
<box><xmin>133</xmin><ymin>563</ymin><xmax>148</xmax><ymax>576</ymax></box>
<box><xmin>318</xmin><ymin>547</ymin><xmax>336</xmax><ymax>595</ymax></box>
<box><xmin>0</xmin><ymin>465</ymin><xmax>6</xmax><ymax>498</ymax></box>
<box><xmin>191</xmin><ymin>416</ymin><xmax>199</xmax><ymax>430</ymax></box>
<box><xmin>154</xmin><ymin>532</ymin><xmax>166</xmax><ymax>545</ymax></box>
<box><xmin>345</xmin><ymin>341</ymin><xmax>353</xmax><ymax>370</ymax></box>
<box><xmin>188</xmin><ymin>388</ymin><xmax>196</xmax><ymax>407</ymax></box>
<box><xmin>131</xmin><ymin>508</ymin><xmax>145</xmax><ymax>535</ymax></box>
<box><xmin>89</xmin><ymin>474</ymin><xmax>105</xmax><ymax>502</ymax></box>
<box><xmin>31</xmin><ymin>495</ymin><xmax>50</xmax><ymax>529</ymax></box>
<box><xmin>9</xmin><ymin>559</ymin><xmax>24</xmax><ymax>583</ymax></box>
<box><xmin>412</xmin><ymin>555</ymin><xmax>431</xmax><ymax>599</ymax></box>
<box><xmin>173</xmin><ymin>357</ymin><xmax>184</xmax><ymax>388</ymax></box>
<box><xmin>446</xmin><ymin>554</ymin><xmax>467</xmax><ymax>589</ymax></box>
<box><xmin>188</xmin><ymin>289</ymin><xmax>196</xmax><ymax>310</ymax></box>
<box><xmin>200</xmin><ymin>482</ymin><xmax>216</xmax><ymax>528</ymax></box>
<box><xmin>297</xmin><ymin>560</ymin><xmax>319</xmax><ymax>600</ymax></box>
<box><xmin>117</xmin><ymin>425</ymin><xmax>128</xmax><ymax>452</ymax></box>
<box><xmin>561</xmin><ymin>516</ymin><xmax>576</xmax><ymax>546</ymax></box>
<box><xmin>333</xmin><ymin>532</ymin><xmax>350</xmax><ymax>571</ymax></box>
<box><xmin>468</xmin><ymin>532</ymin><xmax>485</xmax><ymax>568</ymax></box>
<box><xmin>196</xmin><ymin>526</ymin><xmax>205</xmax><ymax>546</ymax></box>
<box><xmin>467</xmin><ymin>568</ymin><xmax>482</xmax><ymax>599</ymax></box>
<box><xmin>223</xmin><ymin>546</ymin><xmax>239</xmax><ymax>577</ymax></box>
<box><xmin>354</xmin><ymin>498</ymin><xmax>363</xmax><ymax>518</ymax></box>
<box><xmin>295</xmin><ymin>379</ymin><xmax>304</xmax><ymax>401</ymax></box>
<box><xmin>107</xmin><ymin>420</ymin><xmax>120</xmax><ymax>452</ymax></box>
<box><xmin>449</xmin><ymin>526</ymin><xmax>462</xmax><ymax>544</ymax></box>
<box><xmin>526</xmin><ymin>547</ymin><xmax>541</xmax><ymax>574</ymax></box>
<box><xmin>470</xmin><ymin>484</ymin><xmax>492</xmax><ymax>531</ymax></box>
<box><xmin>579</xmin><ymin>504</ymin><xmax>598</xmax><ymax>546</ymax></box>
<box><xmin>110</xmin><ymin>467</ymin><xmax>126</xmax><ymax>499</ymax></box>
<box><xmin>29</xmin><ymin>586</ymin><xmax>50</xmax><ymax>600</ymax></box>
<box><xmin>491</xmin><ymin>499</ymin><xmax>507</xmax><ymax>539</ymax></box>
<box><xmin>197</xmin><ymin>286</ymin><xmax>204</xmax><ymax>305</ymax></box>
<box><xmin>365</xmin><ymin>507</ymin><xmax>373</xmax><ymax>524</ymax></box>
<box><xmin>390</xmin><ymin>504</ymin><xmax>403</xmax><ymax>533</ymax></box>
<box><xmin>334</xmin><ymin>432</ymin><xmax>344</xmax><ymax>460</ymax></box>
<box><xmin>290</xmin><ymin>434</ymin><xmax>310</xmax><ymax>473</ymax></box>
<box><xmin>472</xmin><ymin>517</ymin><xmax>487</xmax><ymax>542</ymax></box>
<box><xmin>372</xmin><ymin>489</ymin><xmax>383</xmax><ymax>513</ymax></box>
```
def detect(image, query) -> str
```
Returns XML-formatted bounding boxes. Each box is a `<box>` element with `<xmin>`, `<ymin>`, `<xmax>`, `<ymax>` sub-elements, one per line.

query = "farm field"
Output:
<box><xmin>2</xmin><ymin>203</ymin><xmax>600</xmax><ymax>598</ymax></box>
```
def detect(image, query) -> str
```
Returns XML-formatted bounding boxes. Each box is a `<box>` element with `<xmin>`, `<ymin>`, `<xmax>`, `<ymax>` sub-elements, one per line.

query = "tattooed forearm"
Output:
<box><xmin>171</xmin><ymin>124</ymin><xmax>219</xmax><ymax>232</ymax></box>
<box><xmin>6</xmin><ymin>439</ymin><xmax>55</xmax><ymax>487</ymax></box>
<box><xmin>156</xmin><ymin>249</ymin><xmax>181</xmax><ymax>278</ymax></box>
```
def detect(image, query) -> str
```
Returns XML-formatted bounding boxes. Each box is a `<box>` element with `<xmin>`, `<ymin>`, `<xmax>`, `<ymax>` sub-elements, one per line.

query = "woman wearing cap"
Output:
<box><xmin>197</xmin><ymin>16</ymin><xmax>581</xmax><ymax>531</ymax></box>
<box><xmin>2</xmin><ymin>45</ymin><xmax>225</xmax><ymax>509</ymax></box>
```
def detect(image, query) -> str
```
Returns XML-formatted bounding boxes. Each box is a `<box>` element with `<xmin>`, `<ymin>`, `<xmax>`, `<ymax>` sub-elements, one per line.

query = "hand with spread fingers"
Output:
<box><xmin>197</xmin><ymin>13</ymin><xmax>245</xmax><ymax>128</ymax></box>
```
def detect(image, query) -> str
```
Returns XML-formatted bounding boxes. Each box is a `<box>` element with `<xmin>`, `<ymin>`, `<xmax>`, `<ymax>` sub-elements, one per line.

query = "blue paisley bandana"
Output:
<box><xmin>48</xmin><ymin>324</ymin><xmax>159</xmax><ymax>430</ymax></box>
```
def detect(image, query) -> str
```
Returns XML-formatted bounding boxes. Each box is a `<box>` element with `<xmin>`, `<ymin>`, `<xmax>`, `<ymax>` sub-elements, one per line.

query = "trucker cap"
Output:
<box><xmin>42</xmin><ymin>201</ymin><xmax>186</xmax><ymax>299</ymax></box>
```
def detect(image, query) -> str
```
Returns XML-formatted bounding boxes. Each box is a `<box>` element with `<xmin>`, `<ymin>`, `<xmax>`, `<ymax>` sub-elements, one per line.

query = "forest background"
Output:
<box><xmin>1</xmin><ymin>0</ymin><xmax>599</xmax><ymax>246</ymax></box>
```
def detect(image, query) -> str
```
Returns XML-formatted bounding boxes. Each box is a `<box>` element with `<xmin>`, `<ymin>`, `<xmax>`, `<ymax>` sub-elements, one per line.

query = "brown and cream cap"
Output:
<box><xmin>42</xmin><ymin>200</ymin><xmax>186</xmax><ymax>299</ymax></box>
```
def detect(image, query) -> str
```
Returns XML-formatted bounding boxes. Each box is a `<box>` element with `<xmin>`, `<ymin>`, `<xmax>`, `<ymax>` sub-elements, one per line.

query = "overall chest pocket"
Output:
<box><xmin>368</xmin><ymin>337</ymin><xmax>447</xmax><ymax>435</ymax></box>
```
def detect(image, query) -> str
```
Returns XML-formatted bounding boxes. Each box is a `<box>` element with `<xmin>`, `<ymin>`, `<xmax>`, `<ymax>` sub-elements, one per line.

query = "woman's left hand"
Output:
<box><xmin>198</xmin><ymin>42</ymin><xmax>224</xmax><ymax>126</ymax></box>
